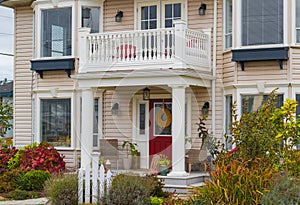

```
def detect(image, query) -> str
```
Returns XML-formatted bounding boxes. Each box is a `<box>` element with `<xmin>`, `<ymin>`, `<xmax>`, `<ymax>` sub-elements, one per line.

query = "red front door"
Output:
<box><xmin>149</xmin><ymin>99</ymin><xmax>172</xmax><ymax>167</ymax></box>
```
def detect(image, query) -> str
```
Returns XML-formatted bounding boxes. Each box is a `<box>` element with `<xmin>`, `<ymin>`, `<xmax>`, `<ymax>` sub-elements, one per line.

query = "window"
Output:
<box><xmin>225</xmin><ymin>0</ymin><xmax>232</xmax><ymax>49</ymax></box>
<box><xmin>225</xmin><ymin>95</ymin><xmax>233</xmax><ymax>149</ymax></box>
<box><xmin>139</xmin><ymin>103</ymin><xmax>146</xmax><ymax>135</ymax></box>
<box><xmin>141</xmin><ymin>5</ymin><xmax>157</xmax><ymax>30</ymax></box>
<box><xmin>41</xmin><ymin>7</ymin><xmax>72</xmax><ymax>57</ymax></box>
<box><xmin>296</xmin><ymin>0</ymin><xmax>300</xmax><ymax>43</ymax></box>
<box><xmin>40</xmin><ymin>99</ymin><xmax>71</xmax><ymax>147</ymax></box>
<box><xmin>242</xmin><ymin>0</ymin><xmax>283</xmax><ymax>46</ymax></box>
<box><xmin>296</xmin><ymin>94</ymin><xmax>300</xmax><ymax>150</ymax></box>
<box><xmin>241</xmin><ymin>94</ymin><xmax>283</xmax><ymax>113</ymax></box>
<box><xmin>164</xmin><ymin>3</ymin><xmax>181</xmax><ymax>28</ymax></box>
<box><xmin>82</xmin><ymin>7</ymin><xmax>99</xmax><ymax>33</ymax></box>
<box><xmin>93</xmin><ymin>99</ymin><xmax>99</xmax><ymax>147</ymax></box>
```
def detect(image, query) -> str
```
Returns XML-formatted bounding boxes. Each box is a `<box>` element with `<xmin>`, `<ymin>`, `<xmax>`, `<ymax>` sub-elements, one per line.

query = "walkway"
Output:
<box><xmin>0</xmin><ymin>197</ymin><xmax>50</xmax><ymax>205</ymax></box>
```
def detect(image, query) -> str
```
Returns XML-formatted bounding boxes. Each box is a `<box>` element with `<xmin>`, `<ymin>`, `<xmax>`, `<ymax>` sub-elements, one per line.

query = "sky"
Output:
<box><xmin>0</xmin><ymin>6</ymin><xmax>14</xmax><ymax>80</ymax></box>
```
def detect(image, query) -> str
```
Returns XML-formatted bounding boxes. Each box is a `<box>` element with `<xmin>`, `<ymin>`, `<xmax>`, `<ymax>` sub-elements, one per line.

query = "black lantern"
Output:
<box><xmin>115</xmin><ymin>10</ymin><xmax>123</xmax><ymax>22</ymax></box>
<box><xmin>143</xmin><ymin>87</ymin><xmax>150</xmax><ymax>100</ymax></box>
<box><xmin>111</xmin><ymin>103</ymin><xmax>119</xmax><ymax>115</ymax></box>
<box><xmin>201</xmin><ymin>101</ymin><xmax>209</xmax><ymax>116</ymax></box>
<box><xmin>199</xmin><ymin>3</ymin><xmax>207</xmax><ymax>15</ymax></box>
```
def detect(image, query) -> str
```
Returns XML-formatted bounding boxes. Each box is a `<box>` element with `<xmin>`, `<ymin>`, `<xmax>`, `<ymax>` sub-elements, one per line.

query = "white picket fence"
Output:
<box><xmin>78</xmin><ymin>153</ymin><xmax>113</xmax><ymax>204</ymax></box>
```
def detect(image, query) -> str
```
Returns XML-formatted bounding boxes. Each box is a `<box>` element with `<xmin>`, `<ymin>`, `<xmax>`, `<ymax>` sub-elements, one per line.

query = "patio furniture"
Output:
<box><xmin>99</xmin><ymin>139</ymin><xmax>119</xmax><ymax>170</ymax></box>
<box><xmin>186</xmin><ymin>148</ymin><xmax>208</xmax><ymax>174</ymax></box>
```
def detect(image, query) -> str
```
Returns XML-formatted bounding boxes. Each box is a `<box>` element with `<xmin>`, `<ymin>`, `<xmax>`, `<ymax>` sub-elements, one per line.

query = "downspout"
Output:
<box><xmin>211</xmin><ymin>0</ymin><xmax>218</xmax><ymax>136</ymax></box>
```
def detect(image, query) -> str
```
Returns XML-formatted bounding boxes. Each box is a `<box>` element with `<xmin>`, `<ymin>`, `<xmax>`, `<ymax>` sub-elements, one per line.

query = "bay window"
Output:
<box><xmin>40</xmin><ymin>99</ymin><xmax>71</xmax><ymax>147</ymax></box>
<box><xmin>224</xmin><ymin>0</ymin><xmax>232</xmax><ymax>49</ymax></box>
<box><xmin>242</xmin><ymin>0</ymin><xmax>283</xmax><ymax>46</ymax></box>
<box><xmin>41</xmin><ymin>7</ymin><xmax>72</xmax><ymax>57</ymax></box>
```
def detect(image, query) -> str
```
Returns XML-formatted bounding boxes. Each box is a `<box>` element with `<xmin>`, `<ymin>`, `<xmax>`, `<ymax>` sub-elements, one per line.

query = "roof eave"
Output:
<box><xmin>0</xmin><ymin>0</ymin><xmax>34</xmax><ymax>8</ymax></box>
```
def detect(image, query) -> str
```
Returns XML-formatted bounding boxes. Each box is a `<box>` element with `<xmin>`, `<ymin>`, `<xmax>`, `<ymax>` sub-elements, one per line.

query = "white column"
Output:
<box><xmin>78</xmin><ymin>27</ymin><xmax>91</xmax><ymax>73</ymax></box>
<box><xmin>81</xmin><ymin>88</ymin><xmax>94</xmax><ymax>169</ymax></box>
<box><xmin>168</xmin><ymin>85</ymin><xmax>188</xmax><ymax>177</ymax></box>
<box><xmin>174</xmin><ymin>20</ymin><xmax>187</xmax><ymax>61</ymax></box>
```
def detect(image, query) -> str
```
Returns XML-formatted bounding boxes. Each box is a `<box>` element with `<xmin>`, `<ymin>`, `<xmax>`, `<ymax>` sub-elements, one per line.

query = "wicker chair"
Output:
<box><xmin>99</xmin><ymin>139</ymin><xmax>119</xmax><ymax>170</ymax></box>
<box><xmin>186</xmin><ymin>148</ymin><xmax>208</xmax><ymax>174</ymax></box>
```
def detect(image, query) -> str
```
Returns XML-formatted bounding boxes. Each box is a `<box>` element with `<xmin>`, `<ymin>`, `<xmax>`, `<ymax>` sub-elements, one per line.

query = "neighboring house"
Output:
<box><xmin>2</xmin><ymin>0</ymin><xmax>300</xmax><ymax>176</ymax></box>
<box><xmin>0</xmin><ymin>79</ymin><xmax>13</xmax><ymax>138</ymax></box>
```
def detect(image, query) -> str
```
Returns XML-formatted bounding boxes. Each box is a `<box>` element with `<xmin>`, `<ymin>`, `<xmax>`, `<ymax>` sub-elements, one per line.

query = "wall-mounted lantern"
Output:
<box><xmin>111</xmin><ymin>103</ymin><xmax>119</xmax><ymax>115</ymax></box>
<box><xmin>143</xmin><ymin>87</ymin><xmax>150</xmax><ymax>100</ymax></box>
<box><xmin>201</xmin><ymin>101</ymin><xmax>209</xmax><ymax>116</ymax></box>
<box><xmin>115</xmin><ymin>10</ymin><xmax>123</xmax><ymax>22</ymax></box>
<box><xmin>199</xmin><ymin>3</ymin><xmax>207</xmax><ymax>15</ymax></box>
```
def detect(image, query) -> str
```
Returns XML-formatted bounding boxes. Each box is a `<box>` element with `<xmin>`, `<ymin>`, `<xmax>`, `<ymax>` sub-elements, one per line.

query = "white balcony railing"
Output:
<box><xmin>78</xmin><ymin>21</ymin><xmax>211</xmax><ymax>72</ymax></box>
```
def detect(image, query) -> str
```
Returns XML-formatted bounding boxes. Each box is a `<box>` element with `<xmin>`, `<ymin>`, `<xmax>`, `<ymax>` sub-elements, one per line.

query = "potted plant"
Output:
<box><xmin>157</xmin><ymin>154</ymin><xmax>170</xmax><ymax>176</ymax></box>
<box><xmin>121</xmin><ymin>140</ymin><xmax>139</xmax><ymax>170</ymax></box>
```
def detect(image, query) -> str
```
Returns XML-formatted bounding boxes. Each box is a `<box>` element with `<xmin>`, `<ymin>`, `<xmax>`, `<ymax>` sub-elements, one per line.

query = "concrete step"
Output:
<box><xmin>163</xmin><ymin>182</ymin><xmax>206</xmax><ymax>194</ymax></box>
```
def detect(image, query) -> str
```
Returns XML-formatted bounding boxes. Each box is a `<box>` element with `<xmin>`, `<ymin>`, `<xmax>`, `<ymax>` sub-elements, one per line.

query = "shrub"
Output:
<box><xmin>106</xmin><ymin>174</ymin><xmax>167</xmax><ymax>205</ymax></box>
<box><xmin>0</xmin><ymin>168</ymin><xmax>24</xmax><ymax>193</ymax></box>
<box><xmin>191</xmin><ymin>158</ymin><xmax>274</xmax><ymax>205</ymax></box>
<box><xmin>0</xmin><ymin>146</ymin><xmax>18</xmax><ymax>174</ymax></box>
<box><xmin>260</xmin><ymin>176</ymin><xmax>300</xmax><ymax>204</ymax></box>
<box><xmin>45</xmin><ymin>174</ymin><xmax>78</xmax><ymax>205</ymax></box>
<box><xmin>19</xmin><ymin>170</ymin><xmax>51</xmax><ymax>191</ymax></box>
<box><xmin>5</xmin><ymin>189</ymin><xmax>29</xmax><ymax>200</ymax></box>
<box><xmin>16</xmin><ymin>142</ymin><xmax>65</xmax><ymax>173</ymax></box>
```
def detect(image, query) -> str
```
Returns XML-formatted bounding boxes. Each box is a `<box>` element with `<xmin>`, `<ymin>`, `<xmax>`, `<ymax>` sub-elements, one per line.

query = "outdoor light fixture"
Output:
<box><xmin>115</xmin><ymin>10</ymin><xmax>123</xmax><ymax>22</ymax></box>
<box><xmin>111</xmin><ymin>103</ymin><xmax>119</xmax><ymax>115</ymax></box>
<box><xmin>201</xmin><ymin>101</ymin><xmax>209</xmax><ymax>116</ymax></box>
<box><xmin>199</xmin><ymin>3</ymin><xmax>207</xmax><ymax>15</ymax></box>
<box><xmin>143</xmin><ymin>87</ymin><xmax>150</xmax><ymax>100</ymax></box>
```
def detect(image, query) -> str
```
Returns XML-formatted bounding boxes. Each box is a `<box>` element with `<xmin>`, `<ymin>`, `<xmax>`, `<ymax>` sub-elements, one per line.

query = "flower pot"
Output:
<box><xmin>123</xmin><ymin>155</ymin><xmax>132</xmax><ymax>170</ymax></box>
<box><xmin>159</xmin><ymin>167</ymin><xmax>170</xmax><ymax>176</ymax></box>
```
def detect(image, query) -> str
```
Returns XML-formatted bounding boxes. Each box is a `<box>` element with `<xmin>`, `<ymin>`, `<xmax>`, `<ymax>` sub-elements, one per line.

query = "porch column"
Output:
<box><xmin>168</xmin><ymin>85</ymin><xmax>188</xmax><ymax>177</ymax></box>
<box><xmin>81</xmin><ymin>88</ymin><xmax>94</xmax><ymax>169</ymax></box>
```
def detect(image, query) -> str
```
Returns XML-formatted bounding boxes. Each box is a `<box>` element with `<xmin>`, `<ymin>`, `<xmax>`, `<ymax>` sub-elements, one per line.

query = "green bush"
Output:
<box><xmin>45</xmin><ymin>174</ymin><xmax>78</xmax><ymax>205</ymax></box>
<box><xmin>19</xmin><ymin>170</ymin><xmax>51</xmax><ymax>191</ymax></box>
<box><xmin>5</xmin><ymin>189</ymin><xmax>29</xmax><ymax>200</ymax></box>
<box><xmin>260</xmin><ymin>176</ymin><xmax>300</xmax><ymax>205</ymax></box>
<box><xmin>0</xmin><ymin>169</ymin><xmax>24</xmax><ymax>193</ymax></box>
<box><xmin>106</xmin><ymin>174</ymin><xmax>167</xmax><ymax>205</ymax></box>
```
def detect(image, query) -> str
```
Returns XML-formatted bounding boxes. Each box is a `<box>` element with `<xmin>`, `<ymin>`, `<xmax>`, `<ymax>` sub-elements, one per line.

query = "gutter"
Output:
<box><xmin>211</xmin><ymin>0</ymin><xmax>218</xmax><ymax>136</ymax></box>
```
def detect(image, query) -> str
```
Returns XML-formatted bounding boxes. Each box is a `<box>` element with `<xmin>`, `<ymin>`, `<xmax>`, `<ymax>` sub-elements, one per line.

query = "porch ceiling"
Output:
<box><xmin>72</xmin><ymin>69</ymin><xmax>213</xmax><ymax>89</ymax></box>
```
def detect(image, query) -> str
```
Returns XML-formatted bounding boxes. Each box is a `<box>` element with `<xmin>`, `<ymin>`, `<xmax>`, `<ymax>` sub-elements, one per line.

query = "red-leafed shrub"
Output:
<box><xmin>0</xmin><ymin>147</ymin><xmax>18</xmax><ymax>174</ymax></box>
<box><xmin>17</xmin><ymin>142</ymin><xmax>65</xmax><ymax>173</ymax></box>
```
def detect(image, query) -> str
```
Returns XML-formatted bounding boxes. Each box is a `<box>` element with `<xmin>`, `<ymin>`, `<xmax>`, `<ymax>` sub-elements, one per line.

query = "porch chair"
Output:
<box><xmin>186</xmin><ymin>148</ymin><xmax>208</xmax><ymax>174</ymax></box>
<box><xmin>99</xmin><ymin>139</ymin><xmax>120</xmax><ymax>170</ymax></box>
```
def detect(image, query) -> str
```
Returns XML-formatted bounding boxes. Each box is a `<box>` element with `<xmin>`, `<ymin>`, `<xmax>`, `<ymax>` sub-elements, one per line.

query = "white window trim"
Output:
<box><xmin>33</xmin><ymin>0</ymin><xmax>76</xmax><ymax>59</ymax></box>
<box><xmin>234</xmin><ymin>0</ymin><xmax>288</xmax><ymax>49</ymax></box>
<box><xmin>35</xmin><ymin>90</ymin><xmax>74</xmax><ymax>150</ymax></box>
<box><xmin>134</xmin><ymin>0</ymin><xmax>187</xmax><ymax>30</ymax></box>
<box><xmin>78</xmin><ymin>0</ymin><xmax>104</xmax><ymax>33</ymax></box>
<box><xmin>236</xmin><ymin>85</ymin><xmax>288</xmax><ymax>118</ymax></box>
<box><xmin>223</xmin><ymin>0</ymin><xmax>232</xmax><ymax>51</ymax></box>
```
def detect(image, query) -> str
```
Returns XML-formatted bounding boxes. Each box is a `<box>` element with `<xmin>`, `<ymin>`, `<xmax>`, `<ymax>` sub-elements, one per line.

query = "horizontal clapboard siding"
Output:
<box><xmin>14</xmin><ymin>6</ymin><xmax>34</xmax><ymax>147</ymax></box>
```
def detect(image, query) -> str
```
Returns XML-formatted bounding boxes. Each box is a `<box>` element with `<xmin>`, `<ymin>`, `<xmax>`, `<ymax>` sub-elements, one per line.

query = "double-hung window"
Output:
<box><xmin>242</xmin><ymin>0</ymin><xmax>283</xmax><ymax>46</ymax></box>
<box><xmin>241</xmin><ymin>94</ymin><xmax>283</xmax><ymax>113</ymax></box>
<box><xmin>41</xmin><ymin>7</ymin><xmax>72</xmax><ymax>57</ymax></box>
<box><xmin>296</xmin><ymin>0</ymin><xmax>300</xmax><ymax>43</ymax></box>
<box><xmin>82</xmin><ymin>7</ymin><xmax>100</xmax><ymax>33</ymax></box>
<box><xmin>224</xmin><ymin>0</ymin><xmax>232</xmax><ymax>49</ymax></box>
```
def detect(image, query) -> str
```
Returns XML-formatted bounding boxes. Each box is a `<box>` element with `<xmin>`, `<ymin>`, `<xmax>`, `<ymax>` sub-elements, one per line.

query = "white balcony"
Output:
<box><xmin>78</xmin><ymin>21</ymin><xmax>211</xmax><ymax>73</ymax></box>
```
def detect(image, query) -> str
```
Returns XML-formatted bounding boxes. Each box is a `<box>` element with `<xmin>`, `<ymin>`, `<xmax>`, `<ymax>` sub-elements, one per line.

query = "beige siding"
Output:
<box><xmin>36</xmin><ymin>71</ymin><xmax>75</xmax><ymax>89</ymax></box>
<box><xmin>103</xmin><ymin>0</ymin><xmax>134</xmax><ymax>32</ymax></box>
<box><xmin>236</xmin><ymin>61</ymin><xmax>288</xmax><ymax>84</ymax></box>
<box><xmin>290</xmin><ymin>47</ymin><xmax>300</xmax><ymax>81</ymax></box>
<box><xmin>14</xmin><ymin>6</ymin><xmax>34</xmax><ymax>147</ymax></box>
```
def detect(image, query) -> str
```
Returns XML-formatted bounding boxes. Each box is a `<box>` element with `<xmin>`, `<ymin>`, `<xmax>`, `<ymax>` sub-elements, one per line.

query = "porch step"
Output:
<box><xmin>158</xmin><ymin>172</ymin><xmax>210</xmax><ymax>194</ymax></box>
<box><xmin>163</xmin><ymin>182</ymin><xmax>206</xmax><ymax>194</ymax></box>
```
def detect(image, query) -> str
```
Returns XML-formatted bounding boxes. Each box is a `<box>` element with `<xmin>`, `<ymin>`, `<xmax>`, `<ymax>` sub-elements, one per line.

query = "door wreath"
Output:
<box><xmin>155</xmin><ymin>104</ymin><xmax>172</xmax><ymax>128</ymax></box>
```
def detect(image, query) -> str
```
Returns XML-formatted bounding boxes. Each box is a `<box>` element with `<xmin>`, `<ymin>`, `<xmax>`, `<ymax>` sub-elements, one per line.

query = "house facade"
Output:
<box><xmin>0</xmin><ymin>79</ymin><xmax>13</xmax><ymax>137</ymax></box>
<box><xmin>2</xmin><ymin>0</ymin><xmax>300</xmax><ymax>176</ymax></box>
